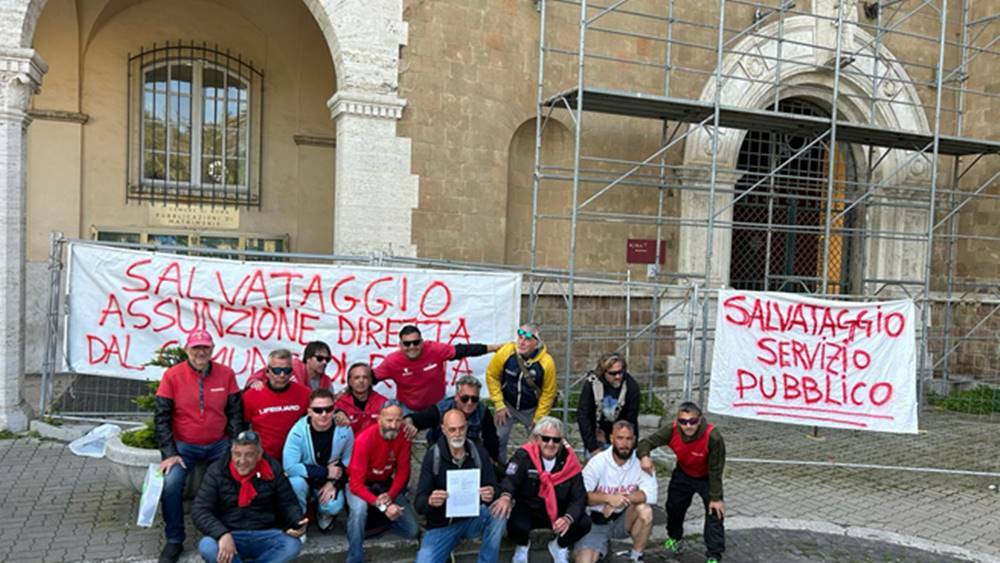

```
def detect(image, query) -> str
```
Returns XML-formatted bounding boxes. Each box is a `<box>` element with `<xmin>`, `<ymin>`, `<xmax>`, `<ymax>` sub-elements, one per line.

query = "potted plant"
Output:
<box><xmin>105</xmin><ymin>347</ymin><xmax>186</xmax><ymax>493</ymax></box>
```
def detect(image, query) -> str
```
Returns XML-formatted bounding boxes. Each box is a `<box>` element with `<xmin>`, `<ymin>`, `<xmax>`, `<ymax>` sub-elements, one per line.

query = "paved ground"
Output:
<box><xmin>1</xmin><ymin>407</ymin><xmax>999</xmax><ymax>562</ymax></box>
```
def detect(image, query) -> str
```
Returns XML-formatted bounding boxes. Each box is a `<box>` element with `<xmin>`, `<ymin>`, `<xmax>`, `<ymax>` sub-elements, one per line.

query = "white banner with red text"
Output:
<box><xmin>64</xmin><ymin>243</ymin><xmax>522</xmax><ymax>397</ymax></box>
<box><xmin>708</xmin><ymin>290</ymin><xmax>918</xmax><ymax>433</ymax></box>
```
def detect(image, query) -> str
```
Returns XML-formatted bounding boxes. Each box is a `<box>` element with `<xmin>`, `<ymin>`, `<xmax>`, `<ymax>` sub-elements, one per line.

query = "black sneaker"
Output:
<box><xmin>159</xmin><ymin>542</ymin><xmax>183</xmax><ymax>563</ymax></box>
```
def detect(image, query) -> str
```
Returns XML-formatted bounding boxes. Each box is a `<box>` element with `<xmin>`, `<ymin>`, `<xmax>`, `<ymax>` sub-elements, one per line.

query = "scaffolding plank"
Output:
<box><xmin>545</xmin><ymin>88</ymin><xmax>1000</xmax><ymax>156</ymax></box>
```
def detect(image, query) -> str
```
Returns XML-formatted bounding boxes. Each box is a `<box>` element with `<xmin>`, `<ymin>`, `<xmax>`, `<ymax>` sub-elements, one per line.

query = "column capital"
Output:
<box><xmin>327</xmin><ymin>90</ymin><xmax>406</xmax><ymax>121</ymax></box>
<box><xmin>0</xmin><ymin>48</ymin><xmax>47</xmax><ymax>122</ymax></box>
<box><xmin>675</xmin><ymin>166</ymin><xmax>745</xmax><ymax>187</ymax></box>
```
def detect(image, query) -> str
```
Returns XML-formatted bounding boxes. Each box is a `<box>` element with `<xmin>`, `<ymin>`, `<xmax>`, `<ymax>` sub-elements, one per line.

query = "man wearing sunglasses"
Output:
<box><xmin>283</xmin><ymin>388</ymin><xmax>354</xmax><ymax>533</ymax></box>
<box><xmin>374</xmin><ymin>325</ymin><xmax>499</xmax><ymax>413</ymax></box>
<box><xmin>242</xmin><ymin>349</ymin><xmax>312</xmax><ymax>461</ymax></box>
<box><xmin>491</xmin><ymin>416</ymin><xmax>590</xmax><ymax>563</ymax></box>
<box><xmin>244</xmin><ymin>341</ymin><xmax>332</xmax><ymax>391</ymax></box>
<box><xmin>486</xmin><ymin>324</ymin><xmax>558</xmax><ymax>463</ymax></box>
<box><xmin>402</xmin><ymin>374</ymin><xmax>501</xmax><ymax>464</ymax></box>
<box><xmin>577</xmin><ymin>353</ymin><xmax>641</xmax><ymax>456</ymax></box>
<box><xmin>637</xmin><ymin>402</ymin><xmax>726</xmax><ymax>563</ymax></box>
<box><xmin>155</xmin><ymin>330</ymin><xmax>245</xmax><ymax>563</ymax></box>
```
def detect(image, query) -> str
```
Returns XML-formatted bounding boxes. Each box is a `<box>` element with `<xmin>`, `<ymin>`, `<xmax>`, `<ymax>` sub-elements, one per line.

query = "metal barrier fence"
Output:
<box><xmin>40</xmin><ymin>235</ymin><xmax>1000</xmax><ymax>433</ymax></box>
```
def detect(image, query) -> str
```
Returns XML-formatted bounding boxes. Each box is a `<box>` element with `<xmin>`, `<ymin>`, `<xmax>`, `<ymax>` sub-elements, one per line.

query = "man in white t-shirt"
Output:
<box><xmin>575</xmin><ymin>420</ymin><xmax>657</xmax><ymax>562</ymax></box>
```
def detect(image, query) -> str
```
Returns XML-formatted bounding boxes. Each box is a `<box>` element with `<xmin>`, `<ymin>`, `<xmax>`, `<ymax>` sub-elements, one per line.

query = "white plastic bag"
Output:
<box><xmin>137</xmin><ymin>463</ymin><xmax>164</xmax><ymax>527</ymax></box>
<box><xmin>67</xmin><ymin>423</ymin><xmax>121</xmax><ymax>458</ymax></box>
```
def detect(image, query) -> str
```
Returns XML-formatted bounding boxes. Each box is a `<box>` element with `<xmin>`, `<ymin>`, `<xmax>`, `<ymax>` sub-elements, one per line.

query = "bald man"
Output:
<box><xmin>414</xmin><ymin>409</ymin><xmax>506</xmax><ymax>563</ymax></box>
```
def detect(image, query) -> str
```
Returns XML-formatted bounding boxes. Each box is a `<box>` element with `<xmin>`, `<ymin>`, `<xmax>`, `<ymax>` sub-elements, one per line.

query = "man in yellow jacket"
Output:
<box><xmin>486</xmin><ymin>324</ymin><xmax>558</xmax><ymax>463</ymax></box>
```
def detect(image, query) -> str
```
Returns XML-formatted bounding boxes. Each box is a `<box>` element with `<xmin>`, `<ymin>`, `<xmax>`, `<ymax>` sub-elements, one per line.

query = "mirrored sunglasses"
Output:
<box><xmin>517</xmin><ymin>328</ymin><xmax>537</xmax><ymax>340</ymax></box>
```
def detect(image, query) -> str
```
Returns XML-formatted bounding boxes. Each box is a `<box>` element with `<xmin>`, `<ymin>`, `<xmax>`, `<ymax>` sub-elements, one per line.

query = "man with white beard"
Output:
<box><xmin>414</xmin><ymin>409</ymin><xmax>507</xmax><ymax>562</ymax></box>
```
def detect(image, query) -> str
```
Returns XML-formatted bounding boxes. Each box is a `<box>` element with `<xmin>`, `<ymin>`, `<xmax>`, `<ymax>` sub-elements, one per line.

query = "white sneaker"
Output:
<box><xmin>547</xmin><ymin>539</ymin><xmax>569</xmax><ymax>563</ymax></box>
<box><xmin>512</xmin><ymin>543</ymin><xmax>530</xmax><ymax>563</ymax></box>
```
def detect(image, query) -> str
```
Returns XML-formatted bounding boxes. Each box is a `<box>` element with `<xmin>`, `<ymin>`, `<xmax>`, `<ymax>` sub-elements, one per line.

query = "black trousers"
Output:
<box><xmin>666</xmin><ymin>468</ymin><xmax>725</xmax><ymax>560</ymax></box>
<box><xmin>507</xmin><ymin>502</ymin><xmax>592</xmax><ymax>548</ymax></box>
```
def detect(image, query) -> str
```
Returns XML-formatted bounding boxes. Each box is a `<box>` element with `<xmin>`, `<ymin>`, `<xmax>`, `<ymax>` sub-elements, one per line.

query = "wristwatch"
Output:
<box><xmin>377</xmin><ymin>501</ymin><xmax>388</xmax><ymax>513</ymax></box>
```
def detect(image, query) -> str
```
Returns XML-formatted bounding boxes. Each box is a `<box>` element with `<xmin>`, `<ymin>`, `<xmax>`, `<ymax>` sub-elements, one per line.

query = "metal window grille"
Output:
<box><xmin>126</xmin><ymin>42</ymin><xmax>264</xmax><ymax>208</ymax></box>
<box><xmin>729</xmin><ymin>98</ymin><xmax>859</xmax><ymax>294</ymax></box>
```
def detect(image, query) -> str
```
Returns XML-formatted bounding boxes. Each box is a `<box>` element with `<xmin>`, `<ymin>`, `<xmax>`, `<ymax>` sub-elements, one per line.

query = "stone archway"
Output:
<box><xmin>678</xmin><ymin>14</ymin><xmax>932</xmax><ymax>290</ymax></box>
<box><xmin>0</xmin><ymin>0</ymin><xmax>417</xmax><ymax>430</ymax></box>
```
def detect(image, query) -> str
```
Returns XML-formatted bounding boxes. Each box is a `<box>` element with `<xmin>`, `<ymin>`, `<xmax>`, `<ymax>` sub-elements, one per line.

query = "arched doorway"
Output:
<box><xmin>729</xmin><ymin>98</ymin><xmax>859</xmax><ymax>294</ymax></box>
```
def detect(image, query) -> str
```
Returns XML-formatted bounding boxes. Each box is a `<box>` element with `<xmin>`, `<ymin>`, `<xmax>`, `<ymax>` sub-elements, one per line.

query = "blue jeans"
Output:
<box><xmin>415</xmin><ymin>505</ymin><xmax>506</xmax><ymax>563</ymax></box>
<box><xmin>162</xmin><ymin>439</ymin><xmax>229</xmax><ymax>544</ymax></box>
<box><xmin>197</xmin><ymin>529</ymin><xmax>301</xmax><ymax>563</ymax></box>
<box><xmin>346</xmin><ymin>489</ymin><xmax>420</xmax><ymax>563</ymax></box>
<box><xmin>289</xmin><ymin>476</ymin><xmax>346</xmax><ymax>516</ymax></box>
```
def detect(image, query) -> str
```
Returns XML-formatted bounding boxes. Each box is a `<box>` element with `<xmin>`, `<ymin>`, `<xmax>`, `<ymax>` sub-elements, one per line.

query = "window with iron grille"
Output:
<box><xmin>729</xmin><ymin>98</ymin><xmax>860</xmax><ymax>295</ymax></box>
<box><xmin>127</xmin><ymin>42</ymin><xmax>263</xmax><ymax>207</ymax></box>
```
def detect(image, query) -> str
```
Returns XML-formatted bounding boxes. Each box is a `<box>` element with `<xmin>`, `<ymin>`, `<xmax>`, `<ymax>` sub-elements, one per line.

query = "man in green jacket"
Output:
<box><xmin>637</xmin><ymin>401</ymin><xmax>726</xmax><ymax>563</ymax></box>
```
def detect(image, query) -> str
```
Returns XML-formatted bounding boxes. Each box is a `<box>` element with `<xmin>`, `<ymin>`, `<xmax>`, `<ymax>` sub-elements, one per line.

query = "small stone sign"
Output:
<box><xmin>148</xmin><ymin>204</ymin><xmax>239</xmax><ymax>230</ymax></box>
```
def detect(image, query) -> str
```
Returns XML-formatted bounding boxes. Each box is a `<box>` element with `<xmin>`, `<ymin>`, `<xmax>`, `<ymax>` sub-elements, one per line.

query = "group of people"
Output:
<box><xmin>153</xmin><ymin>324</ymin><xmax>727</xmax><ymax>563</ymax></box>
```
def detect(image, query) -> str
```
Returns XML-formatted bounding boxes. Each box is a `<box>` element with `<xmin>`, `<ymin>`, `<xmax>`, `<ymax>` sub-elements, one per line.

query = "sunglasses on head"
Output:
<box><xmin>458</xmin><ymin>394</ymin><xmax>479</xmax><ymax>404</ymax></box>
<box><xmin>401</xmin><ymin>338</ymin><xmax>423</xmax><ymax>348</ymax></box>
<box><xmin>538</xmin><ymin>435</ymin><xmax>561</xmax><ymax>444</ymax></box>
<box><xmin>310</xmin><ymin>406</ymin><xmax>335</xmax><ymax>414</ymax></box>
<box><xmin>678</xmin><ymin>416</ymin><xmax>700</xmax><ymax>426</ymax></box>
<box><xmin>235</xmin><ymin>430</ymin><xmax>259</xmax><ymax>444</ymax></box>
<box><xmin>269</xmin><ymin>366</ymin><xmax>293</xmax><ymax>375</ymax></box>
<box><xmin>311</xmin><ymin>355</ymin><xmax>331</xmax><ymax>363</ymax></box>
<box><xmin>517</xmin><ymin>328</ymin><xmax>536</xmax><ymax>340</ymax></box>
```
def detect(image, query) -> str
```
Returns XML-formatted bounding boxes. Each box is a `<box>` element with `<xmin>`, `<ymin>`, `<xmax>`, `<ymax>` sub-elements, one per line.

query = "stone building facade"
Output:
<box><xmin>0</xmin><ymin>0</ymin><xmax>995</xmax><ymax>430</ymax></box>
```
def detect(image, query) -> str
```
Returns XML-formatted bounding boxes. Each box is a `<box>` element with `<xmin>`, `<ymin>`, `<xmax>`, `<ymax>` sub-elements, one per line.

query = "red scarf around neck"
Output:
<box><xmin>228</xmin><ymin>458</ymin><xmax>275</xmax><ymax>507</ymax></box>
<box><xmin>522</xmin><ymin>441</ymin><xmax>582</xmax><ymax>525</ymax></box>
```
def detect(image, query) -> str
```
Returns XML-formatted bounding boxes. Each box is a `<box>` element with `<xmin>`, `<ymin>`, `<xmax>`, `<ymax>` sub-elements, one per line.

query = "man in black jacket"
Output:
<box><xmin>414</xmin><ymin>409</ymin><xmax>506</xmax><ymax>563</ymax></box>
<box><xmin>154</xmin><ymin>331</ymin><xmax>245</xmax><ymax>563</ymax></box>
<box><xmin>402</xmin><ymin>375</ymin><xmax>501</xmax><ymax>464</ymax></box>
<box><xmin>490</xmin><ymin>416</ymin><xmax>591</xmax><ymax>563</ymax></box>
<box><xmin>192</xmin><ymin>430</ymin><xmax>307</xmax><ymax>563</ymax></box>
<box><xmin>577</xmin><ymin>353</ymin><xmax>640</xmax><ymax>456</ymax></box>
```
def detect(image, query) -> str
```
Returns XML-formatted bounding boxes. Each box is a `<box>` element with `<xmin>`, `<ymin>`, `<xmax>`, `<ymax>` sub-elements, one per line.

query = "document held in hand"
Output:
<box><xmin>445</xmin><ymin>468</ymin><xmax>480</xmax><ymax>518</ymax></box>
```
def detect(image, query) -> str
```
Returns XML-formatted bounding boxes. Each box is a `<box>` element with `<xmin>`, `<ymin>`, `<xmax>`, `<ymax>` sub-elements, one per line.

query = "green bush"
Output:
<box><xmin>120</xmin><ymin>424</ymin><xmax>157</xmax><ymax>449</ymax></box>
<box><xmin>927</xmin><ymin>385</ymin><xmax>1000</xmax><ymax>415</ymax></box>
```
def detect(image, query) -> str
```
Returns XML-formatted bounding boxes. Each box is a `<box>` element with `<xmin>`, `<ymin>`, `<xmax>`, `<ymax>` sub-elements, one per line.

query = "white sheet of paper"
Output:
<box><xmin>445</xmin><ymin>468</ymin><xmax>481</xmax><ymax>518</ymax></box>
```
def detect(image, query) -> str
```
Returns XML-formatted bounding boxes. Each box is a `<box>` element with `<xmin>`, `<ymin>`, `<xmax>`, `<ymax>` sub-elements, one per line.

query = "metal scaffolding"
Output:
<box><xmin>527</xmin><ymin>0</ymin><xmax>1000</xmax><ymax>417</ymax></box>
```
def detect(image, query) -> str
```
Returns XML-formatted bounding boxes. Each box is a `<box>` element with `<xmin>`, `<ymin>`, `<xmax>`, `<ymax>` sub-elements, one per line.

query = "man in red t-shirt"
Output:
<box><xmin>154</xmin><ymin>330</ymin><xmax>245</xmax><ymax>563</ymax></box>
<box><xmin>345</xmin><ymin>401</ymin><xmax>419</xmax><ymax>563</ymax></box>
<box><xmin>334</xmin><ymin>362</ymin><xmax>388</xmax><ymax>435</ymax></box>
<box><xmin>242</xmin><ymin>349</ymin><xmax>312</xmax><ymax>460</ymax></box>
<box><xmin>373</xmin><ymin>325</ymin><xmax>499</xmax><ymax>412</ymax></box>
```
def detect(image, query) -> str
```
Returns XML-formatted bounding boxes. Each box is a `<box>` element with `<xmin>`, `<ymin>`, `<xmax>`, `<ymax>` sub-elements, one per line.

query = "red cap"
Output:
<box><xmin>185</xmin><ymin>330</ymin><xmax>214</xmax><ymax>348</ymax></box>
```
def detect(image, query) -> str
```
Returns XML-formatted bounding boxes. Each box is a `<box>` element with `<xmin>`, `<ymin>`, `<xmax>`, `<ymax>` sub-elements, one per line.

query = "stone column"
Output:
<box><xmin>0</xmin><ymin>48</ymin><xmax>44</xmax><ymax>432</ymax></box>
<box><xmin>676</xmin><ymin>168</ymin><xmax>745</xmax><ymax>286</ymax></box>
<box><xmin>328</xmin><ymin>90</ymin><xmax>418</xmax><ymax>257</ymax></box>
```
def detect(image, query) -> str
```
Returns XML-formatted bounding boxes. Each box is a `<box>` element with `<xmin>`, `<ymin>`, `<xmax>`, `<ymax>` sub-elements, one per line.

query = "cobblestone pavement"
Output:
<box><xmin>1</xmin><ymin>406</ymin><xmax>998</xmax><ymax>562</ymax></box>
<box><xmin>599</xmin><ymin>528</ymin><xmax>975</xmax><ymax>562</ymax></box>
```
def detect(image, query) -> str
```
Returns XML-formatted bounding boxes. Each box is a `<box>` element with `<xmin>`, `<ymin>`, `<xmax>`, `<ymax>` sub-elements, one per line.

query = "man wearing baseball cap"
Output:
<box><xmin>155</xmin><ymin>330</ymin><xmax>246</xmax><ymax>563</ymax></box>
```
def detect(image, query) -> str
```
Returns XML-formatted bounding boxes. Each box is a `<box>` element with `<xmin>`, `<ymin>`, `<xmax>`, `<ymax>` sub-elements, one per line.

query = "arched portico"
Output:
<box><xmin>678</xmin><ymin>15</ymin><xmax>932</xmax><ymax>290</ymax></box>
<box><xmin>0</xmin><ymin>0</ymin><xmax>417</xmax><ymax>430</ymax></box>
